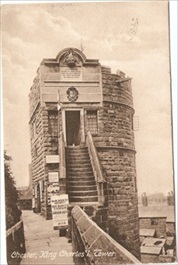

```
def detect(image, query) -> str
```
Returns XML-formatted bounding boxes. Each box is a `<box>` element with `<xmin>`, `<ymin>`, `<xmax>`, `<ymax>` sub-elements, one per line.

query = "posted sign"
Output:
<box><xmin>51</xmin><ymin>194</ymin><xmax>69</xmax><ymax>230</ymax></box>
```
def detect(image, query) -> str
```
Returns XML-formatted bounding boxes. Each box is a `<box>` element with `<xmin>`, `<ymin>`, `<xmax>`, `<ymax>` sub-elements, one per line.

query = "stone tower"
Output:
<box><xmin>96</xmin><ymin>66</ymin><xmax>140</xmax><ymax>258</ymax></box>
<box><xmin>29</xmin><ymin>48</ymin><xmax>140</xmax><ymax>258</ymax></box>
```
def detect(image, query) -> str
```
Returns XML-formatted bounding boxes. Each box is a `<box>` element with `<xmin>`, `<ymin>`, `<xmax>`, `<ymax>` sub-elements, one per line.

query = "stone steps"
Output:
<box><xmin>66</xmin><ymin>150</ymin><xmax>88</xmax><ymax>155</ymax></box>
<box><xmin>67</xmin><ymin>165</ymin><xmax>93</xmax><ymax>171</ymax></box>
<box><xmin>66</xmin><ymin>147</ymin><xmax>88</xmax><ymax>152</ymax></box>
<box><xmin>67</xmin><ymin>180</ymin><xmax>96</xmax><ymax>186</ymax></box>
<box><xmin>66</xmin><ymin>154</ymin><xmax>90</xmax><ymax>160</ymax></box>
<box><xmin>67</xmin><ymin>160</ymin><xmax>91</xmax><ymax>165</ymax></box>
<box><xmin>68</xmin><ymin>176</ymin><xmax>95</xmax><ymax>182</ymax></box>
<box><xmin>68</xmin><ymin>190</ymin><xmax>98</xmax><ymax>196</ymax></box>
<box><xmin>68</xmin><ymin>196</ymin><xmax>98</xmax><ymax>203</ymax></box>
<box><xmin>66</xmin><ymin>149</ymin><xmax>90</xmax><ymax>157</ymax></box>
<box><xmin>66</xmin><ymin>146</ymin><xmax>88</xmax><ymax>151</ymax></box>
<box><xmin>67</xmin><ymin>171</ymin><xmax>94</xmax><ymax>176</ymax></box>
<box><xmin>66</xmin><ymin>146</ymin><xmax>98</xmax><ymax>203</ymax></box>
<box><xmin>66</xmin><ymin>159</ymin><xmax>90</xmax><ymax>164</ymax></box>
<box><xmin>67</xmin><ymin>185</ymin><xmax>97</xmax><ymax>191</ymax></box>
<box><xmin>67</xmin><ymin>169</ymin><xmax>93</xmax><ymax>174</ymax></box>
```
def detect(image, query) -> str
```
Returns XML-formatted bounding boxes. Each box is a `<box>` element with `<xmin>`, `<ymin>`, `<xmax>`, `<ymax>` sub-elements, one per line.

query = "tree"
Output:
<box><xmin>4</xmin><ymin>151</ymin><xmax>21</xmax><ymax>229</ymax></box>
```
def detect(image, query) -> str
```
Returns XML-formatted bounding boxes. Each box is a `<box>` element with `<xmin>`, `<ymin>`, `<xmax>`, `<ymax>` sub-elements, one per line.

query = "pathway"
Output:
<box><xmin>20</xmin><ymin>210</ymin><xmax>74</xmax><ymax>265</ymax></box>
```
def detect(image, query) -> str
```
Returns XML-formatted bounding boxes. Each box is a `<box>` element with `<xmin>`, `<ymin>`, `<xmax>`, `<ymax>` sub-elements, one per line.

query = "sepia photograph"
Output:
<box><xmin>1</xmin><ymin>1</ymin><xmax>177</xmax><ymax>264</ymax></box>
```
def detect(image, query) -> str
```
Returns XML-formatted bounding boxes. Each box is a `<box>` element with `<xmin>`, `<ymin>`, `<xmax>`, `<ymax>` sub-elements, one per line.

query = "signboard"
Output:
<box><xmin>46</xmin><ymin>155</ymin><xmax>59</xmax><ymax>163</ymax></box>
<box><xmin>51</xmin><ymin>194</ymin><xmax>69</xmax><ymax>229</ymax></box>
<box><xmin>60</xmin><ymin>66</ymin><xmax>82</xmax><ymax>81</ymax></box>
<box><xmin>48</xmin><ymin>172</ymin><xmax>59</xmax><ymax>183</ymax></box>
<box><xmin>47</xmin><ymin>183</ymin><xmax>60</xmax><ymax>205</ymax></box>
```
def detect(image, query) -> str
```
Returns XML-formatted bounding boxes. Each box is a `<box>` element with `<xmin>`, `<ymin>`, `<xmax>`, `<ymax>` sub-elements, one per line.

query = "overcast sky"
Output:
<box><xmin>1</xmin><ymin>1</ymin><xmax>175</xmax><ymax>195</ymax></box>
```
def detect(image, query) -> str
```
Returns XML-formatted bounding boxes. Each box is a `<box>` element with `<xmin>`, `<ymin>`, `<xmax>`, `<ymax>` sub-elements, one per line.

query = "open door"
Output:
<box><xmin>65</xmin><ymin>111</ymin><xmax>81</xmax><ymax>146</ymax></box>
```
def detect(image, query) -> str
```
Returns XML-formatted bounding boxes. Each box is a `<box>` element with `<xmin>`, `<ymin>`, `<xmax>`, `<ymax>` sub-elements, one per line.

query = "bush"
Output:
<box><xmin>4</xmin><ymin>151</ymin><xmax>21</xmax><ymax>229</ymax></box>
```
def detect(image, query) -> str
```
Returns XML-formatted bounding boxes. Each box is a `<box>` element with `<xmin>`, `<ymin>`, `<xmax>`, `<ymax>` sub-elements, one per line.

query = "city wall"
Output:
<box><xmin>71</xmin><ymin>205</ymin><xmax>141</xmax><ymax>265</ymax></box>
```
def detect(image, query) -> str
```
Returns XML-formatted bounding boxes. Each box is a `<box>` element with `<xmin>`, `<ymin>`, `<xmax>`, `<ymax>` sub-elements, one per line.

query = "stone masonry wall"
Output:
<box><xmin>30</xmin><ymin>105</ymin><xmax>45</xmax><ymax>184</ymax></box>
<box><xmin>96</xmin><ymin>103</ymin><xmax>134</xmax><ymax>149</ymax></box>
<box><xmin>141</xmin><ymin>253</ymin><xmax>159</xmax><ymax>264</ymax></box>
<box><xmin>166</xmin><ymin>222</ymin><xmax>175</xmax><ymax>236</ymax></box>
<box><xmin>97</xmin><ymin>148</ymin><xmax>140</xmax><ymax>258</ymax></box>
<box><xmin>71</xmin><ymin>205</ymin><xmax>141</xmax><ymax>265</ymax></box>
<box><xmin>29</xmin><ymin>75</ymin><xmax>47</xmax><ymax>217</ymax></box>
<box><xmin>139</xmin><ymin>218</ymin><xmax>167</xmax><ymax>237</ymax></box>
<box><xmin>91</xmin><ymin>68</ymin><xmax>140</xmax><ymax>259</ymax></box>
<box><xmin>42</xmin><ymin>103</ymin><xmax>58</xmax><ymax>156</ymax></box>
<box><xmin>102</xmin><ymin>68</ymin><xmax>133</xmax><ymax>107</ymax></box>
<box><xmin>41</xmin><ymin>103</ymin><xmax>59</xmax><ymax>219</ymax></box>
<box><xmin>29</xmin><ymin>89</ymin><xmax>59</xmax><ymax>218</ymax></box>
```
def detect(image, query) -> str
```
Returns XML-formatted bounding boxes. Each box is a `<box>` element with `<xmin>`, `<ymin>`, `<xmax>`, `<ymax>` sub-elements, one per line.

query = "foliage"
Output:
<box><xmin>4</xmin><ymin>151</ymin><xmax>21</xmax><ymax>229</ymax></box>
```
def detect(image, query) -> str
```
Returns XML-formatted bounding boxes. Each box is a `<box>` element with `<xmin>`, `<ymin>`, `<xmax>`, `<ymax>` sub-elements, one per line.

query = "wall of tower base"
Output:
<box><xmin>97</xmin><ymin>148</ymin><xmax>140</xmax><ymax>259</ymax></box>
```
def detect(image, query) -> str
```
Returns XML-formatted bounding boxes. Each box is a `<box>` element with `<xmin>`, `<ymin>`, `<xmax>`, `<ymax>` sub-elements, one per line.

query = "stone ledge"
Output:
<box><xmin>103</xmin><ymin>100</ymin><xmax>134</xmax><ymax>112</ymax></box>
<box><xmin>96</xmin><ymin>146</ymin><xmax>136</xmax><ymax>153</ymax></box>
<box><xmin>71</xmin><ymin>205</ymin><xmax>141</xmax><ymax>264</ymax></box>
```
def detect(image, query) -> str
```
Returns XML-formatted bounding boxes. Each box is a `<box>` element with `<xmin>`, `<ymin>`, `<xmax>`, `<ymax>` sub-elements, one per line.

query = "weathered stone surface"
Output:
<box><xmin>71</xmin><ymin>206</ymin><xmax>141</xmax><ymax>265</ymax></box>
<box><xmin>159</xmin><ymin>255</ymin><xmax>175</xmax><ymax>263</ymax></box>
<box><xmin>76</xmin><ymin>216</ymin><xmax>92</xmax><ymax>234</ymax></box>
<box><xmin>82</xmin><ymin>225</ymin><xmax>101</xmax><ymax>246</ymax></box>
<box><xmin>139</xmin><ymin>217</ymin><xmax>167</xmax><ymax>238</ymax></box>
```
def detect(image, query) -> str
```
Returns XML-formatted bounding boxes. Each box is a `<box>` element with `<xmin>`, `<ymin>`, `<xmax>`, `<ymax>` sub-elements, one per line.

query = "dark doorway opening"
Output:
<box><xmin>66</xmin><ymin>111</ymin><xmax>81</xmax><ymax>146</ymax></box>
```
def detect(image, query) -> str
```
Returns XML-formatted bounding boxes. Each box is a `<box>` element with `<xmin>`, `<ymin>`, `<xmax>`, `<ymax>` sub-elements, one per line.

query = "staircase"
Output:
<box><xmin>66</xmin><ymin>146</ymin><xmax>98</xmax><ymax>204</ymax></box>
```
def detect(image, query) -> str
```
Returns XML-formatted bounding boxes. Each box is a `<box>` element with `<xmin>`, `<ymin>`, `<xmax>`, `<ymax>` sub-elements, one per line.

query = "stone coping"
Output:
<box><xmin>71</xmin><ymin>205</ymin><xmax>141</xmax><ymax>264</ymax></box>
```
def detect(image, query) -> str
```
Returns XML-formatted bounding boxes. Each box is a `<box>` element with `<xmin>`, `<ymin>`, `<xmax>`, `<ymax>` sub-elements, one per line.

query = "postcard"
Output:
<box><xmin>1</xmin><ymin>1</ymin><xmax>177</xmax><ymax>264</ymax></box>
